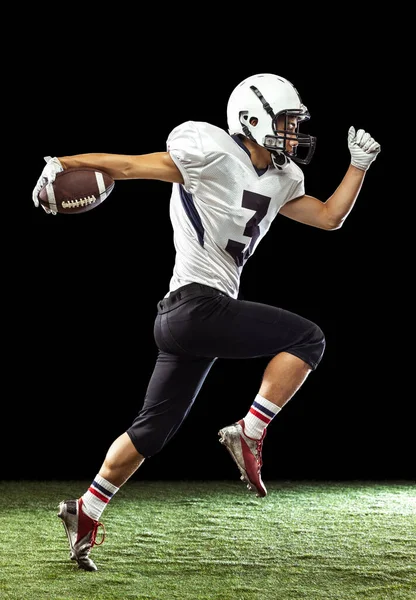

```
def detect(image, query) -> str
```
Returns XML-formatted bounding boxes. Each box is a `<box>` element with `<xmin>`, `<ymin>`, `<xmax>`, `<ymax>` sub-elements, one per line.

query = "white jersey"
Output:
<box><xmin>166</xmin><ymin>121</ymin><xmax>305</xmax><ymax>299</ymax></box>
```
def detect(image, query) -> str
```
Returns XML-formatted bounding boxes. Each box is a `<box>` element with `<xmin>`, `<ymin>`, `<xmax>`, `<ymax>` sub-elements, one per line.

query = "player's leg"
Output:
<box><xmin>215</xmin><ymin>297</ymin><xmax>326</xmax><ymax>497</ymax></box>
<box><xmin>219</xmin><ymin>352</ymin><xmax>313</xmax><ymax>497</ymax></box>
<box><xmin>97</xmin><ymin>432</ymin><xmax>144</xmax><ymax>488</ymax></box>
<box><xmin>58</xmin><ymin>346</ymin><xmax>216</xmax><ymax>571</ymax></box>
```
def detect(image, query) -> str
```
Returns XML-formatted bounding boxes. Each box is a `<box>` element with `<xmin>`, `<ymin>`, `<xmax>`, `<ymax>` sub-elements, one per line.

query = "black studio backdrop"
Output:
<box><xmin>17</xmin><ymin>56</ymin><xmax>412</xmax><ymax>483</ymax></box>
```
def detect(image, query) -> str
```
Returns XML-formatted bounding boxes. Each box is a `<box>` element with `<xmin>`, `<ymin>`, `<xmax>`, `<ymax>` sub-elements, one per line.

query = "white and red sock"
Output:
<box><xmin>80</xmin><ymin>474</ymin><xmax>119</xmax><ymax>521</ymax></box>
<box><xmin>243</xmin><ymin>394</ymin><xmax>281</xmax><ymax>439</ymax></box>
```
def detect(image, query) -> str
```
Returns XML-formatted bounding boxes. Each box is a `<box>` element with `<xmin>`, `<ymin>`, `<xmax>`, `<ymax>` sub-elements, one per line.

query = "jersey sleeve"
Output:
<box><xmin>287</xmin><ymin>178</ymin><xmax>305</xmax><ymax>203</ymax></box>
<box><xmin>166</xmin><ymin>121</ymin><xmax>206</xmax><ymax>194</ymax></box>
<box><xmin>281</xmin><ymin>163</ymin><xmax>305</xmax><ymax>206</ymax></box>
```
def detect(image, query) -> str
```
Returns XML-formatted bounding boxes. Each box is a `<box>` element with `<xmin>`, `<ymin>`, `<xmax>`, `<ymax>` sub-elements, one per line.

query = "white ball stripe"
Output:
<box><xmin>45</xmin><ymin>181</ymin><xmax>58</xmax><ymax>213</ymax></box>
<box><xmin>95</xmin><ymin>171</ymin><xmax>108</xmax><ymax>199</ymax></box>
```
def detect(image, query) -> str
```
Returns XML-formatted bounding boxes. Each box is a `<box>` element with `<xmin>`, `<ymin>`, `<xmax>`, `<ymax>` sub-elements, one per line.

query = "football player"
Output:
<box><xmin>32</xmin><ymin>73</ymin><xmax>381</xmax><ymax>571</ymax></box>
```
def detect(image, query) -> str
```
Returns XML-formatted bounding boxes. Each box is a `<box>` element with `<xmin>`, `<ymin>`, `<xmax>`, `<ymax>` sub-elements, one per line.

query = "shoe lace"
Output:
<box><xmin>91</xmin><ymin>521</ymin><xmax>106</xmax><ymax>547</ymax></box>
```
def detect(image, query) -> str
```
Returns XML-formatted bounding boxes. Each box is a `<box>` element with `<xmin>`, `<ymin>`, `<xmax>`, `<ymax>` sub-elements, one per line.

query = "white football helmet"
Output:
<box><xmin>227</xmin><ymin>73</ymin><xmax>316</xmax><ymax>165</ymax></box>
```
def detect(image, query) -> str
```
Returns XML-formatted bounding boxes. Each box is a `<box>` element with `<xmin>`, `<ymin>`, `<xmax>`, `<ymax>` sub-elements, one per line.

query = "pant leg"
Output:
<box><xmin>126</xmin><ymin>349</ymin><xmax>216</xmax><ymax>457</ymax></box>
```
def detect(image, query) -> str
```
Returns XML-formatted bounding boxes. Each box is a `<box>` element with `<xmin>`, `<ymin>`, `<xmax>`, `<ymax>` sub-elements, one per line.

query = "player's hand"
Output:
<box><xmin>348</xmin><ymin>127</ymin><xmax>381</xmax><ymax>171</ymax></box>
<box><xmin>32</xmin><ymin>156</ymin><xmax>64</xmax><ymax>214</ymax></box>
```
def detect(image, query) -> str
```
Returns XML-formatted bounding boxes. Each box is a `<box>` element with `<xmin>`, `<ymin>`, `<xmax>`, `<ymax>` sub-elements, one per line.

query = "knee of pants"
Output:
<box><xmin>126</xmin><ymin>415</ymin><xmax>184</xmax><ymax>458</ymax></box>
<box><xmin>305</xmin><ymin>323</ymin><xmax>326</xmax><ymax>370</ymax></box>
<box><xmin>289</xmin><ymin>322</ymin><xmax>326</xmax><ymax>371</ymax></box>
<box><xmin>126</xmin><ymin>427</ymin><xmax>165</xmax><ymax>458</ymax></box>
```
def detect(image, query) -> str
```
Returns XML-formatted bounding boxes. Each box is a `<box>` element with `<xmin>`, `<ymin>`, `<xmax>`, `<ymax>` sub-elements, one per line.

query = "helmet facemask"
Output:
<box><xmin>268</xmin><ymin>109</ymin><xmax>316</xmax><ymax>165</ymax></box>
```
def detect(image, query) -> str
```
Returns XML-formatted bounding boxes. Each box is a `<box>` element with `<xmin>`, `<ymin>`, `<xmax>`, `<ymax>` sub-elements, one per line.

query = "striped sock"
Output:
<box><xmin>80</xmin><ymin>474</ymin><xmax>119</xmax><ymax>521</ymax></box>
<box><xmin>243</xmin><ymin>394</ymin><xmax>281</xmax><ymax>439</ymax></box>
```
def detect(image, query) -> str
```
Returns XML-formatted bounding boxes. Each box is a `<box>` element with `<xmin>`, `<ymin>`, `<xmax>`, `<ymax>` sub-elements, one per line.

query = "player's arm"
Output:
<box><xmin>280</xmin><ymin>165</ymin><xmax>366</xmax><ymax>230</ymax></box>
<box><xmin>32</xmin><ymin>151</ymin><xmax>184</xmax><ymax>212</ymax></box>
<box><xmin>280</xmin><ymin>126</ymin><xmax>381</xmax><ymax>230</ymax></box>
<box><xmin>58</xmin><ymin>152</ymin><xmax>184</xmax><ymax>184</ymax></box>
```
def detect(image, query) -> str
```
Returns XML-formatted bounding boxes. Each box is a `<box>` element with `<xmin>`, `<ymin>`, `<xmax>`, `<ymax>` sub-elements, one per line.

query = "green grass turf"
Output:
<box><xmin>0</xmin><ymin>480</ymin><xmax>414</xmax><ymax>599</ymax></box>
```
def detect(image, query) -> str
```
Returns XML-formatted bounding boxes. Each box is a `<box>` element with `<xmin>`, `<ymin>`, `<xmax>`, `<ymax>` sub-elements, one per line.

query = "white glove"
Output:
<box><xmin>32</xmin><ymin>156</ymin><xmax>64</xmax><ymax>214</ymax></box>
<box><xmin>348</xmin><ymin>127</ymin><xmax>381</xmax><ymax>171</ymax></box>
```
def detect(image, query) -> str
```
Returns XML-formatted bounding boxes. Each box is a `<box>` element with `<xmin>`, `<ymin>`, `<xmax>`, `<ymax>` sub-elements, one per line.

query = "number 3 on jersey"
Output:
<box><xmin>225</xmin><ymin>190</ymin><xmax>271</xmax><ymax>267</ymax></box>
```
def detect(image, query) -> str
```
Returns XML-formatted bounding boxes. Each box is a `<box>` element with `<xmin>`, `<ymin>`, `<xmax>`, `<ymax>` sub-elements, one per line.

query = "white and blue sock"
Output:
<box><xmin>243</xmin><ymin>394</ymin><xmax>281</xmax><ymax>439</ymax></box>
<box><xmin>81</xmin><ymin>474</ymin><xmax>119</xmax><ymax>521</ymax></box>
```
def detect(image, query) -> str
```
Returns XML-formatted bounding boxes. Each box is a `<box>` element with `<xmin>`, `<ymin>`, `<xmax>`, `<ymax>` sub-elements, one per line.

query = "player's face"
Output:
<box><xmin>275</xmin><ymin>115</ymin><xmax>299</xmax><ymax>153</ymax></box>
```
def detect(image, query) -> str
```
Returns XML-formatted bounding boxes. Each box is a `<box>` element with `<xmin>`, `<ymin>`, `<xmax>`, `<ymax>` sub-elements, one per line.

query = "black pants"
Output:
<box><xmin>126</xmin><ymin>282</ymin><xmax>325</xmax><ymax>457</ymax></box>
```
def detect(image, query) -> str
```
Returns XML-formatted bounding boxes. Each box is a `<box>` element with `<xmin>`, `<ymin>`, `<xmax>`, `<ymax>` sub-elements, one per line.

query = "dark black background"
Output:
<box><xmin>14</xmin><ymin>28</ymin><xmax>412</xmax><ymax>484</ymax></box>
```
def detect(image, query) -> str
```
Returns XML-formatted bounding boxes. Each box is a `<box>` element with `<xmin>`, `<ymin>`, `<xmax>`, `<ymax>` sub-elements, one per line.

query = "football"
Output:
<box><xmin>38</xmin><ymin>167</ymin><xmax>115</xmax><ymax>215</ymax></box>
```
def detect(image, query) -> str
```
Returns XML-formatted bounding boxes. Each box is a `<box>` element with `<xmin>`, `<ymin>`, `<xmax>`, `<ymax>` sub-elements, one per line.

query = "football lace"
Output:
<box><xmin>62</xmin><ymin>195</ymin><xmax>97</xmax><ymax>209</ymax></box>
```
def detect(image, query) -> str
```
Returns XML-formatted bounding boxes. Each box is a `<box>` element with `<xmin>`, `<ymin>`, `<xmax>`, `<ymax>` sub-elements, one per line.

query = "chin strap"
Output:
<box><xmin>241</xmin><ymin>123</ymin><xmax>256</xmax><ymax>142</ymax></box>
<box><xmin>271</xmin><ymin>151</ymin><xmax>289</xmax><ymax>170</ymax></box>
